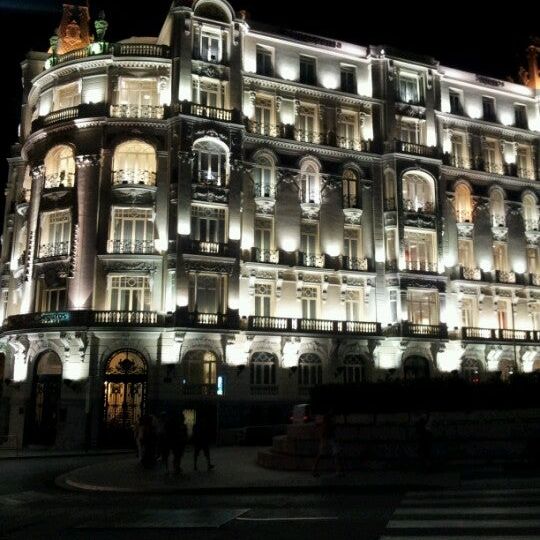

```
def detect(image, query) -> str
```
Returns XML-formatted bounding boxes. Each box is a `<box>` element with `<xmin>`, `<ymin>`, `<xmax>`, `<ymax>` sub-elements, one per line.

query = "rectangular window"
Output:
<box><xmin>345</xmin><ymin>288</ymin><xmax>363</xmax><ymax>322</ymax></box>
<box><xmin>200</xmin><ymin>31</ymin><xmax>221</xmax><ymax>62</ymax></box>
<box><xmin>458</xmin><ymin>238</ymin><xmax>474</xmax><ymax>268</ymax></box>
<box><xmin>398</xmin><ymin>74</ymin><xmax>420</xmax><ymax>104</ymax></box>
<box><xmin>516</xmin><ymin>146</ymin><xmax>533</xmax><ymax>179</ymax></box>
<box><xmin>300</xmin><ymin>167</ymin><xmax>319</xmax><ymax>203</ymax></box>
<box><xmin>53</xmin><ymin>81</ymin><xmax>81</xmax><ymax>111</ymax></box>
<box><xmin>299</xmin><ymin>55</ymin><xmax>317</xmax><ymax>85</ymax></box>
<box><xmin>301</xmin><ymin>223</ymin><xmax>318</xmax><ymax>256</ymax></box>
<box><xmin>116</xmin><ymin>78</ymin><xmax>159</xmax><ymax>117</ymax></box>
<box><xmin>482</xmin><ymin>96</ymin><xmax>496</xmax><ymax>121</ymax></box>
<box><xmin>399</xmin><ymin>119</ymin><xmax>421</xmax><ymax>144</ymax></box>
<box><xmin>407</xmin><ymin>290</ymin><xmax>439</xmax><ymax>326</ymax></box>
<box><xmin>296</xmin><ymin>105</ymin><xmax>318</xmax><ymax>144</ymax></box>
<box><xmin>337</xmin><ymin>112</ymin><xmax>358</xmax><ymax>150</ymax></box>
<box><xmin>197</xmin><ymin>80</ymin><xmax>220</xmax><ymax>108</ymax></box>
<box><xmin>403</xmin><ymin>230</ymin><xmax>437</xmax><ymax>272</ymax></box>
<box><xmin>39</xmin><ymin>286</ymin><xmax>67</xmax><ymax>312</ymax></box>
<box><xmin>256</xmin><ymin>46</ymin><xmax>273</xmax><ymax>76</ymax></box>
<box><xmin>389</xmin><ymin>289</ymin><xmax>398</xmax><ymax>323</ymax></box>
<box><xmin>191</xmin><ymin>206</ymin><xmax>226</xmax><ymax>244</ymax></box>
<box><xmin>254</xmin><ymin>217</ymin><xmax>274</xmax><ymax>261</ymax></box>
<box><xmin>497</xmin><ymin>298</ymin><xmax>512</xmax><ymax>330</ymax></box>
<box><xmin>449</xmin><ymin>89</ymin><xmax>463</xmax><ymax>115</ymax></box>
<box><xmin>451</xmin><ymin>133</ymin><xmax>468</xmax><ymax>168</ymax></box>
<box><xmin>461</xmin><ymin>297</ymin><xmax>477</xmax><ymax>328</ymax></box>
<box><xmin>301</xmin><ymin>286</ymin><xmax>318</xmax><ymax>319</ymax></box>
<box><xmin>188</xmin><ymin>273</ymin><xmax>225</xmax><ymax>314</ymax></box>
<box><xmin>344</xmin><ymin>227</ymin><xmax>362</xmax><ymax>260</ymax></box>
<box><xmin>483</xmin><ymin>140</ymin><xmax>501</xmax><ymax>174</ymax></box>
<box><xmin>254</xmin><ymin>282</ymin><xmax>273</xmax><ymax>317</ymax></box>
<box><xmin>493</xmin><ymin>242</ymin><xmax>509</xmax><ymax>272</ymax></box>
<box><xmin>108</xmin><ymin>275</ymin><xmax>151</xmax><ymax>311</ymax></box>
<box><xmin>110</xmin><ymin>207</ymin><xmax>154</xmax><ymax>254</ymax></box>
<box><xmin>254</xmin><ymin>96</ymin><xmax>274</xmax><ymax>136</ymax></box>
<box><xmin>340</xmin><ymin>66</ymin><xmax>356</xmax><ymax>93</ymax></box>
<box><xmin>514</xmin><ymin>104</ymin><xmax>528</xmax><ymax>129</ymax></box>
<box><xmin>39</xmin><ymin>210</ymin><xmax>71</xmax><ymax>258</ymax></box>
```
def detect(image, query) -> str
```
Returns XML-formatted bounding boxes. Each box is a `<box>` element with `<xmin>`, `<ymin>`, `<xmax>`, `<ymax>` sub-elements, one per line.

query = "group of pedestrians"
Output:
<box><xmin>134</xmin><ymin>410</ymin><xmax>214</xmax><ymax>473</ymax></box>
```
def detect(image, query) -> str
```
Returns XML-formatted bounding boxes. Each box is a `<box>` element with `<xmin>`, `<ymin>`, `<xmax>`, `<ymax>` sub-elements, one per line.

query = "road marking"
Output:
<box><xmin>395</xmin><ymin>506</ymin><xmax>540</xmax><ymax>515</ymax></box>
<box><xmin>388</xmin><ymin>518</ymin><xmax>540</xmax><ymax>529</ymax></box>
<box><xmin>236</xmin><ymin>516</ymin><xmax>339</xmax><ymax>522</ymax></box>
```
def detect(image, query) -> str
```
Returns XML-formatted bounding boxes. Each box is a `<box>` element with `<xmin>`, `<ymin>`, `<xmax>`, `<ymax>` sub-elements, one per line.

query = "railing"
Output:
<box><xmin>518</xmin><ymin>167</ymin><xmax>536</xmax><ymax>180</ymax></box>
<box><xmin>192</xmin><ymin>182</ymin><xmax>229</xmax><ymax>203</ymax></box>
<box><xmin>294</xmin><ymin>129</ymin><xmax>327</xmax><ymax>145</ymax></box>
<box><xmin>482</xmin><ymin>161</ymin><xmax>505</xmax><ymax>175</ymax></box>
<box><xmin>343</xmin><ymin>257</ymin><xmax>368</xmax><ymax>271</ymax></box>
<box><xmin>247</xmin><ymin>316</ymin><xmax>381</xmax><ymax>336</ymax></box>
<box><xmin>183</xmin><ymin>240</ymin><xmax>237</xmax><ymax>258</ymax></box>
<box><xmin>93</xmin><ymin>311</ymin><xmax>159</xmax><ymax>325</ymax></box>
<box><xmin>462</xmin><ymin>327</ymin><xmax>496</xmax><ymax>340</ymax></box>
<box><xmin>343</xmin><ymin>195</ymin><xmax>359</xmax><ymax>209</ymax></box>
<box><xmin>448</xmin><ymin>155</ymin><xmax>471</xmax><ymax>169</ymax></box>
<box><xmin>394</xmin><ymin>140</ymin><xmax>439</xmax><ymax>158</ymax></box>
<box><xmin>404</xmin><ymin>260</ymin><xmax>438</xmax><ymax>273</ymax></box>
<box><xmin>38</xmin><ymin>241</ymin><xmax>70</xmax><ymax>259</ymax></box>
<box><xmin>299</xmin><ymin>253</ymin><xmax>325</xmax><ymax>268</ymax></box>
<box><xmin>254</xmin><ymin>184</ymin><xmax>276</xmax><ymax>199</ymax></box>
<box><xmin>42</xmin><ymin>106</ymin><xmax>79</xmax><ymax>125</ymax></box>
<box><xmin>44</xmin><ymin>172</ymin><xmax>74</xmax><ymax>189</ymax></box>
<box><xmin>187</xmin><ymin>102</ymin><xmax>234</xmax><ymax>122</ymax></box>
<box><xmin>491</xmin><ymin>214</ymin><xmax>506</xmax><ymax>228</ymax></box>
<box><xmin>460</xmin><ymin>266</ymin><xmax>482</xmax><ymax>281</ymax></box>
<box><xmin>33</xmin><ymin>103</ymin><xmax>108</xmax><ymax>130</ymax></box>
<box><xmin>336</xmin><ymin>136</ymin><xmax>365</xmax><ymax>151</ymax></box>
<box><xmin>403</xmin><ymin>200</ymin><xmax>435</xmax><ymax>214</ymax></box>
<box><xmin>252</xmin><ymin>248</ymin><xmax>279</xmax><ymax>264</ymax></box>
<box><xmin>247</xmin><ymin>120</ymin><xmax>281</xmax><ymax>137</ymax></box>
<box><xmin>107</xmin><ymin>239</ymin><xmax>155</xmax><ymax>254</ymax></box>
<box><xmin>525</xmin><ymin>219</ymin><xmax>540</xmax><ymax>232</ymax></box>
<box><xmin>181</xmin><ymin>312</ymin><xmax>233</xmax><ymax>328</ymax></box>
<box><xmin>192</xmin><ymin>49</ymin><xmax>226</xmax><ymax>64</ymax></box>
<box><xmin>395</xmin><ymin>93</ymin><xmax>425</xmax><ymax>106</ymax></box>
<box><xmin>402</xmin><ymin>322</ymin><xmax>448</xmax><ymax>339</ymax></box>
<box><xmin>181</xmin><ymin>384</ymin><xmax>217</xmax><ymax>396</ymax></box>
<box><xmin>250</xmin><ymin>385</ymin><xmax>278</xmax><ymax>396</ymax></box>
<box><xmin>530</xmin><ymin>274</ymin><xmax>540</xmax><ymax>286</ymax></box>
<box><xmin>455</xmin><ymin>209</ymin><xmax>473</xmax><ymax>223</ymax></box>
<box><xmin>496</xmin><ymin>270</ymin><xmax>516</xmax><ymax>284</ymax></box>
<box><xmin>112</xmin><ymin>169</ymin><xmax>156</xmax><ymax>186</ymax></box>
<box><xmin>110</xmin><ymin>104</ymin><xmax>164</xmax><ymax>119</ymax></box>
<box><xmin>462</xmin><ymin>327</ymin><xmax>536</xmax><ymax>342</ymax></box>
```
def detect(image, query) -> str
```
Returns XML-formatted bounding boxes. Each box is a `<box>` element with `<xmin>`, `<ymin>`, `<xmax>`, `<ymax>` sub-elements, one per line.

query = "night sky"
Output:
<box><xmin>0</xmin><ymin>0</ymin><xmax>538</xmax><ymax>197</ymax></box>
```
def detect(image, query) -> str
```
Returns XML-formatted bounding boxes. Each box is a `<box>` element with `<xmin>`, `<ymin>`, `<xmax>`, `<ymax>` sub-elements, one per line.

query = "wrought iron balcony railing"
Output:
<box><xmin>403</xmin><ymin>199</ymin><xmax>435</xmax><ymax>214</ymax></box>
<box><xmin>343</xmin><ymin>257</ymin><xmax>368</xmax><ymax>271</ymax></box>
<box><xmin>517</xmin><ymin>167</ymin><xmax>536</xmax><ymax>180</ymax></box>
<box><xmin>183</xmin><ymin>240</ymin><xmax>238</xmax><ymax>258</ymax></box>
<box><xmin>110</xmin><ymin>104</ymin><xmax>164</xmax><ymax>119</ymax></box>
<box><xmin>299</xmin><ymin>253</ymin><xmax>325</xmax><ymax>268</ymax></box>
<box><xmin>112</xmin><ymin>169</ymin><xmax>156</xmax><ymax>186</ymax></box>
<box><xmin>44</xmin><ymin>172</ymin><xmax>75</xmax><ymax>189</ymax></box>
<box><xmin>247</xmin><ymin>120</ymin><xmax>281</xmax><ymax>137</ymax></box>
<box><xmin>343</xmin><ymin>195</ymin><xmax>359</xmax><ymax>209</ymax></box>
<box><xmin>455</xmin><ymin>209</ymin><xmax>473</xmax><ymax>223</ymax></box>
<box><xmin>252</xmin><ymin>248</ymin><xmax>280</xmax><ymax>264</ymax></box>
<box><xmin>294</xmin><ymin>129</ymin><xmax>327</xmax><ymax>145</ymax></box>
<box><xmin>38</xmin><ymin>241</ymin><xmax>70</xmax><ymax>259</ymax></box>
<box><xmin>459</xmin><ymin>266</ymin><xmax>482</xmax><ymax>281</ymax></box>
<box><xmin>247</xmin><ymin>316</ymin><xmax>381</xmax><ymax>336</ymax></box>
<box><xmin>254</xmin><ymin>183</ymin><xmax>276</xmax><ymax>199</ymax></box>
<box><xmin>107</xmin><ymin>239</ymin><xmax>155</xmax><ymax>254</ymax></box>
<box><xmin>394</xmin><ymin>140</ymin><xmax>439</xmax><ymax>158</ymax></box>
<box><xmin>404</xmin><ymin>260</ymin><xmax>438</xmax><ymax>273</ymax></box>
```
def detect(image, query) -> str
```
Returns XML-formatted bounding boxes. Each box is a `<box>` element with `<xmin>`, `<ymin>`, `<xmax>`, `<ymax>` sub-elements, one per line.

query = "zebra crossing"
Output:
<box><xmin>380</xmin><ymin>487</ymin><xmax>540</xmax><ymax>539</ymax></box>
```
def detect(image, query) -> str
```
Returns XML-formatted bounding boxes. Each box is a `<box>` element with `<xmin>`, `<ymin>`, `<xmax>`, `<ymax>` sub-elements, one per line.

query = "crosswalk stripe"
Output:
<box><xmin>407</xmin><ymin>488</ymin><xmax>540</xmax><ymax>498</ymax></box>
<box><xmin>388</xmin><ymin>518</ymin><xmax>540</xmax><ymax>528</ymax></box>
<box><xmin>403</xmin><ymin>496</ymin><xmax>540</xmax><ymax>506</ymax></box>
<box><xmin>395</xmin><ymin>506</ymin><xmax>540</xmax><ymax>515</ymax></box>
<box><xmin>380</xmin><ymin>537</ymin><xmax>540</xmax><ymax>540</ymax></box>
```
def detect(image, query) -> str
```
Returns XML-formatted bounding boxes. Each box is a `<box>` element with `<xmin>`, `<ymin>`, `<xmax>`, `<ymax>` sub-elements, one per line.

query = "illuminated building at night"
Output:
<box><xmin>1</xmin><ymin>1</ymin><xmax>540</xmax><ymax>447</ymax></box>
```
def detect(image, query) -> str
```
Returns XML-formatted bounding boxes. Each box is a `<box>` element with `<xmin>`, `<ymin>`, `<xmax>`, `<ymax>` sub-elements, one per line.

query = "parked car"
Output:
<box><xmin>290</xmin><ymin>403</ymin><xmax>312</xmax><ymax>423</ymax></box>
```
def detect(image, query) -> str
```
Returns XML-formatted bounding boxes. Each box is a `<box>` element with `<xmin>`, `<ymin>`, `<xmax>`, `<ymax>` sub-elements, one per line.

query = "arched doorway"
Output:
<box><xmin>103</xmin><ymin>350</ymin><xmax>147</xmax><ymax>446</ymax></box>
<box><xmin>29</xmin><ymin>351</ymin><xmax>62</xmax><ymax>445</ymax></box>
<box><xmin>403</xmin><ymin>355</ymin><xmax>430</xmax><ymax>380</ymax></box>
<box><xmin>343</xmin><ymin>354</ymin><xmax>368</xmax><ymax>383</ymax></box>
<box><xmin>182</xmin><ymin>350</ymin><xmax>218</xmax><ymax>395</ymax></box>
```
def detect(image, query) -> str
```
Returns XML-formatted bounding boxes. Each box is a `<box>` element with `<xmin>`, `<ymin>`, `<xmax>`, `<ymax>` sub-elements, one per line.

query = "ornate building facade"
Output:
<box><xmin>1</xmin><ymin>1</ymin><xmax>540</xmax><ymax>448</ymax></box>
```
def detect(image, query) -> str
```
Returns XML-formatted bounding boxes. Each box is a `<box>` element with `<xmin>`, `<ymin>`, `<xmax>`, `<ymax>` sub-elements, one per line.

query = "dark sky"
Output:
<box><xmin>0</xmin><ymin>0</ymin><xmax>538</xmax><ymax>192</ymax></box>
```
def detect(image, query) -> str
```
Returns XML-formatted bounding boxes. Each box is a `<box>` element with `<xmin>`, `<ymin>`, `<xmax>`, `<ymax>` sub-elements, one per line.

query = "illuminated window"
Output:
<box><xmin>109</xmin><ymin>207</ymin><xmax>154</xmax><ymax>254</ymax></box>
<box><xmin>490</xmin><ymin>189</ymin><xmax>506</xmax><ymax>226</ymax></box>
<box><xmin>44</xmin><ymin>145</ymin><xmax>75</xmax><ymax>188</ymax></box>
<box><xmin>404</xmin><ymin>230</ymin><xmax>437</xmax><ymax>272</ymax></box>
<box><xmin>188</xmin><ymin>274</ymin><xmax>226</xmax><ymax>314</ymax></box>
<box><xmin>254</xmin><ymin>283</ymin><xmax>273</xmax><ymax>317</ymax></box>
<box><xmin>53</xmin><ymin>81</ymin><xmax>81</xmax><ymax>111</ymax></box>
<box><xmin>523</xmin><ymin>194</ymin><xmax>538</xmax><ymax>231</ymax></box>
<box><xmin>108</xmin><ymin>276</ymin><xmax>151</xmax><ymax>312</ymax></box>
<box><xmin>191</xmin><ymin>205</ymin><xmax>226</xmax><ymax>244</ymax></box>
<box><xmin>112</xmin><ymin>140</ymin><xmax>156</xmax><ymax>185</ymax></box>
<box><xmin>398</xmin><ymin>73</ymin><xmax>420</xmax><ymax>104</ymax></box>
<box><xmin>402</xmin><ymin>171</ymin><xmax>434</xmax><ymax>213</ymax></box>
<box><xmin>458</xmin><ymin>239</ymin><xmax>474</xmax><ymax>268</ymax></box>
<box><xmin>455</xmin><ymin>184</ymin><xmax>473</xmax><ymax>222</ymax></box>
<box><xmin>253</xmin><ymin>156</ymin><xmax>275</xmax><ymax>198</ymax></box>
<box><xmin>345</xmin><ymin>288</ymin><xmax>363</xmax><ymax>322</ymax></box>
<box><xmin>301</xmin><ymin>286</ymin><xmax>319</xmax><ymax>319</ymax></box>
<box><xmin>183</xmin><ymin>351</ymin><xmax>217</xmax><ymax>386</ymax></box>
<box><xmin>492</xmin><ymin>242</ymin><xmax>508</xmax><ymax>272</ymax></box>
<box><xmin>407</xmin><ymin>289</ymin><xmax>439</xmax><ymax>325</ymax></box>
<box><xmin>461</xmin><ymin>296</ymin><xmax>478</xmax><ymax>328</ymax></box>
<box><xmin>193</xmin><ymin>139</ymin><xmax>228</xmax><ymax>185</ymax></box>
<box><xmin>299</xmin><ymin>160</ymin><xmax>320</xmax><ymax>204</ymax></box>
<box><xmin>39</xmin><ymin>210</ymin><xmax>71</xmax><ymax>258</ymax></box>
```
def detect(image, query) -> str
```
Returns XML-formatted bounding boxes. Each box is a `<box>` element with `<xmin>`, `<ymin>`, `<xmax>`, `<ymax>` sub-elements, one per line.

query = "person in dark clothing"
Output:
<box><xmin>140</xmin><ymin>415</ymin><xmax>157</xmax><ymax>469</ymax></box>
<box><xmin>192</xmin><ymin>412</ymin><xmax>215</xmax><ymax>471</ymax></box>
<box><xmin>164</xmin><ymin>411</ymin><xmax>188</xmax><ymax>474</ymax></box>
<box><xmin>312</xmin><ymin>409</ymin><xmax>343</xmax><ymax>477</ymax></box>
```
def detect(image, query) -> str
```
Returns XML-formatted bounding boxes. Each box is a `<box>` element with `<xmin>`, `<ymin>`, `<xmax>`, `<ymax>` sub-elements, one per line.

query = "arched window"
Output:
<box><xmin>250</xmin><ymin>352</ymin><xmax>277</xmax><ymax>387</ymax></box>
<box><xmin>253</xmin><ymin>155</ymin><xmax>275</xmax><ymax>198</ymax></box>
<box><xmin>194</xmin><ymin>138</ymin><xmax>228</xmax><ymax>186</ymax></box>
<box><xmin>44</xmin><ymin>145</ymin><xmax>75</xmax><ymax>188</ymax></box>
<box><xmin>298</xmin><ymin>353</ymin><xmax>322</xmax><ymax>388</ymax></box>
<box><xmin>523</xmin><ymin>194</ymin><xmax>538</xmax><ymax>231</ymax></box>
<box><xmin>402</xmin><ymin>171</ymin><xmax>435</xmax><ymax>213</ymax></box>
<box><xmin>490</xmin><ymin>189</ymin><xmax>506</xmax><ymax>227</ymax></box>
<box><xmin>455</xmin><ymin>184</ymin><xmax>473</xmax><ymax>223</ymax></box>
<box><xmin>461</xmin><ymin>358</ymin><xmax>481</xmax><ymax>383</ymax></box>
<box><xmin>183</xmin><ymin>350</ymin><xmax>218</xmax><ymax>391</ymax></box>
<box><xmin>343</xmin><ymin>354</ymin><xmax>367</xmax><ymax>384</ymax></box>
<box><xmin>403</xmin><ymin>356</ymin><xmax>430</xmax><ymax>380</ymax></box>
<box><xmin>343</xmin><ymin>169</ymin><xmax>358</xmax><ymax>208</ymax></box>
<box><xmin>112</xmin><ymin>140</ymin><xmax>156</xmax><ymax>186</ymax></box>
<box><xmin>300</xmin><ymin>160</ymin><xmax>320</xmax><ymax>204</ymax></box>
<box><xmin>498</xmin><ymin>359</ymin><xmax>516</xmax><ymax>382</ymax></box>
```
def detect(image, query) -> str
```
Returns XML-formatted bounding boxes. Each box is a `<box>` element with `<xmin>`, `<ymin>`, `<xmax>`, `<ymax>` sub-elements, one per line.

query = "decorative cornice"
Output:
<box><xmin>441</xmin><ymin>166</ymin><xmax>540</xmax><ymax>190</ymax></box>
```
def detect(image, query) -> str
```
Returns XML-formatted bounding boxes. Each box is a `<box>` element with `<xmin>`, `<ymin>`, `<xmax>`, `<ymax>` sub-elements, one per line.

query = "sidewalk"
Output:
<box><xmin>56</xmin><ymin>446</ymin><xmax>462</xmax><ymax>494</ymax></box>
<box><xmin>0</xmin><ymin>448</ymin><xmax>131</xmax><ymax>460</ymax></box>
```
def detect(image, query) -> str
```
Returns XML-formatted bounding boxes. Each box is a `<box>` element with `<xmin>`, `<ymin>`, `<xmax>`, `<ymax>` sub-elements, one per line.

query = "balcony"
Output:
<box><xmin>387</xmin><ymin>322</ymin><xmax>447</xmax><ymax>339</ymax></box>
<box><xmin>32</xmin><ymin>103</ymin><xmax>107</xmax><ymax>130</ymax></box>
<box><xmin>192</xmin><ymin>182</ymin><xmax>229</xmax><ymax>203</ymax></box>
<box><xmin>343</xmin><ymin>257</ymin><xmax>369</xmax><ymax>271</ymax></box>
<box><xmin>343</xmin><ymin>195</ymin><xmax>360</xmax><ymax>209</ymax></box>
<box><xmin>475</xmin><ymin>159</ymin><xmax>504</xmax><ymax>175</ymax></box>
<box><xmin>404</xmin><ymin>260</ymin><xmax>438</xmax><ymax>273</ymax></box>
<box><xmin>393</xmin><ymin>140</ymin><xmax>439</xmax><ymax>158</ymax></box>
<box><xmin>181</xmin><ymin>384</ymin><xmax>217</xmax><ymax>396</ymax></box>
<box><xmin>192</xmin><ymin>49</ymin><xmax>227</xmax><ymax>65</ymax></box>
<box><xmin>455</xmin><ymin>209</ymin><xmax>473</xmax><ymax>224</ymax></box>
<box><xmin>335</xmin><ymin>137</ymin><xmax>371</xmax><ymax>152</ymax></box>
<box><xmin>247</xmin><ymin>120</ymin><xmax>281</xmax><ymax>137</ymax></box>
<box><xmin>444</xmin><ymin>154</ymin><xmax>471</xmax><ymax>169</ymax></box>
<box><xmin>250</xmin><ymin>248</ymin><xmax>280</xmax><ymax>264</ymax></box>
<box><xmin>462</xmin><ymin>327</ymin><xmax>536</xmax><ymax>343</ymax></box>
<box><xmin>247</xmin><ymin>316</ymin><xmax>381</xmax><ymax>336</ymax></box>
<box><xmin>395</xmin><ymin>93</ymin><xmax>425</xmax><ymax>107</ymax></box>
<box><xmin>38</xmin><ymin>241</ymin><xmax>70</xmax><ymax>259</ymax></box>
<box><xmin>517</xmin><ymin>167</ymin><xmax>536</xmax><ymax>181</ymax></box>
<box><xmin>495</xmin><ymin>270</ymin><xmax>516</xmax><ymax>284</ymax></box>
<box><xmin>298</xmin><ymin>252</ymin><xmax>325</xmax><ymax>268</ymax></box>
<box><xmin>107</xmin><ymin>239</ymin><xmax>155</xmax><ymax>255</ymax></box>
<box><xmin>458</xmin><ymin>266</ymin><xmax>482</xmax><ymax>281</ymax></box>
<box><xmin>110</xmin><ymin>104</ymin><xmax>164</xmax><ymax>119</ymax></box>
<box><xmin>182</xmin><ymin>239</ymin><xmax>238</xmax><ymax>258</ymax></box>
<box><xmin>112</xmin><ymin>169</ymin><xmax>156</xmax><ymax>186</ymax></box>
<box><xmin>178</xmin><ymin>311</ymin><xmax>238</xmax><ymax>329</ymax></box>
<box><xmin>403</xmin><ymin>200</ymin><xmax>435</xmax><ymax>214</ymax></box>
<box><xmin>44</xmin><ymin>172</ymin><xmax>75</xmax><ymax>190</ymax></box>
<box><xmin>179</xmin><ymin>101</ymin><xmax>241</xmax><ymax>123</ymax></box>
<box><xmin>530</xmin><ymin>274</ymin><xmax>540</xmax><ymax>286</ymax></box>
<box><xmin>294</xmin><ymin>129</ymin><xmax>327</xmax><ymax>145</ymax></box>
<box><xmin>93</xmin><ymin>311</ymin><xmax>161</xmax><ymax>325</ymax></box>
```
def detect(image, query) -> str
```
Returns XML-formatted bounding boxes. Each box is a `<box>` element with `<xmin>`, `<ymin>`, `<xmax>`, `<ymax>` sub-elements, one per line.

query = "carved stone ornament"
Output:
<box><xmin>344</xmin><ymin>209</ymin><xmax>363</xmax><ymax>225</ymax></box>
<box><xmin>184</xmin><ymin>260</ymin><xmax>234</xmax><ymax>274</ymax></box>
<box><xmin>102</xmin><ymin>261</ymin><xmax>157</xmax><ymax>274</ymax></box>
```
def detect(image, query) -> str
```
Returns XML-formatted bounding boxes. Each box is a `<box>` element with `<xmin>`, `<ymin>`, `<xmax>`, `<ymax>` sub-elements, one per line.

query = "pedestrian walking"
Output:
<box><xmin>164</xmin><ymin>411</ymin><xmax>188</xmax><ymax>474</ymax></box>
<box><xmin>192</xmin><ymin>411</ymin><xmax>215</xmax><ymax>471</ymax></box>
<box><xmin>312</xmin><ymin>409</ymin><xmax>343</xmax><ymax>477</ymax></box>
<box><xmin>156</xmin><ymin>411</ymin><xmax>170</xmax><ymax>472</ymax></box>
<box><xmin>140</xmin><ymin>414</ymin><xmax>157</xmax><ymax>469</ymax></box>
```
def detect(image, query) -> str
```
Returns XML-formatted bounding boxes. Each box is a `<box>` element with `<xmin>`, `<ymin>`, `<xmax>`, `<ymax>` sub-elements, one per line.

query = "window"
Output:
<box><xmin>458</xmin><ymin>239</ymin><xmax>475</xmax><ymax>268</ymax></box>
<box><xmin>402</xmin><ymin>171</ymin><xmax>434</xmax><ymax>213</ymax></box>
<box><xmin>253</xmin><ymin>96</ymin><xmax>274</xmax><ymax>136</ymax></box>
<box><xmin>517</xmin><ymin>146</ymin><xmax>533</xmax><ymax>179</ymax></box>
<box><xmin>490</xmin><ymin>190</ymin><xmax>506</xmax><ymax>227</ymax></box>
<box><xmin>254</xmin><ymin>217</ymin><xmax>274</xmax><ymax>262</ymax></box>
<box><xmin>527</xmin><ymin>246</ymin><xmax>539</xmax><ymax>275</ymax></box>
<box><xmin>112</xmin><ymin>140</ymin><xmax>156</xmax><ymax>185</ymax></box>
<box><xmin>116</xmin><ymin>78</ymin><xmax>160</xmax><ymax>118</ymax></box>
<box><xmin>254</xmin><ymin>282</ymin><xmax>272</xmax><ymax>317</ymax></box>
<box><xmin>449</xmin><ymin>89</ymin><xmax>463</xmax><ymax>115</ymax></box>
<box><xmin>337</xmin><ymin>113</ymin><xmax>358</xmax><ymax>150</ymax></box>
<box><xmin>482</xmin><ymin>96</ymin><xmax>496</xmax><ymax>121</ymax></box>
<box><xmin>250</xmin><ymin>352</ymin><xmax>276</xmax><ymax>386</ymax></box>
<box><xmin>386</xmin><ymin>228</ymin><xmax>397</xmax><ymax>267</ymax></box>
<box><xmin>531</xmin><ymin>303</ymin><xmax>540</xmax><ymax>331</ymax></box>
<box><xmin>256</xmin><ymin>46</ymin><xmax>273</xmax><ymax>76</ymax></box>
<box><xmin>398</xmin><ymin>73</ymin><xmax>420</xmax><ymax>104</ymax></box>
<box><xmin>44</xmin><ymin>145</ymin><xmax>75</xmax><ymax>188</ymax></box>
<box><xmin>340</xmin><ymin>66</ymin><xmax>356</xmax><ymax>93</ymax></box>
<box><xmin>343</xmin><ymin>355</ymin><xmax>367</xmax><ymax>383</ymax></box>
<box><xmin>483</xmin><ymin>140</ymin><xmax>502</xmax><ymax>174</ymax></box>
<box><xmin>39</xmin><ymin>210</ymin><xmax>71</xmax><ymax>258</ymax></box>
<box><xmin>514</xmin><ymin>104</ymin><xmax>528</xmax><ymax>129</ymax></box>
<box><xmin>300</xmin><ymin>161</ymin><xmax>320</xmax><ymax>204</ymax></box>
<box><xmin>53</xmin><ymin>81</ymin><xmax>81</xmax><ymax>111</ymax></box>
<box><xmin>461</xmin><ymin>297</ymin><xmax>477</xmax><ymax>328</ymax></box>
<box><xmin>253</xmin><ymin>156</ymin><xmax>275</xmax><ymax>198</ymax></box>
<box><xmin>344</xmin><ymin>227</ymin><xmax>362</xmax><ymax>267</ymax></box>
<box><xmin>345</xmin><ymin>288</ymin><xmax>363</xmax><ymax>321</ymax></box>
<box><xmin>110</xmin><ymin>208</ymin><xmax>154</xmax><ymax>254</ymax></box>
<box><xmin>455</xmin><ymin>184</ymin><xmax>473</xmax><ymax>223</ymax></box>
<box><xmin>398</xmin><ymin>119</ymin><xmax>421</xmax><ymax>144</ymax></box>
<box><xmin>403</xmin><ymin>230</ymin><xmax>437</xmax><ymax>272</ymax></box>
<box><xmin>191</xmin><ymin>205</ymin><xmax>226</xmax><ymax>244</ymax></box>
<box><xmin>389</xmin><ymin>289</ymin><xmax>398</xmax><ymax>323</ymax></box>
<box><xmin>343</xmin><ymin>169</ymin><xmax>358</xmax><ymax>207</ymax></box>
<box><xmin>301</xmin><ymin>286</ymin><xmax>318</xmax><ymax>319</ymax></box>
<box><xmin>301</xmin><ymin>222</ymin><xmax>318</xmax><ymax>256</ymax></box>
<box><xmin>523</xmin><ymin>194</ymin><xmax>538</xmax><ymax>231</ymax></box>
<box><xmin>296</xmin><ymin>105</ymin><xmax>318</xmax><ymax>143</ymax></box>
<box><xmin>193</xmin><ymin>139</ymin><xmax>228</xmax><ymax>185</ymax></box>
<box><xmin>188</xmin><ymin>273</ymin><xmax>225</xmax><ymax>314</ymax></box>
<box><xmin>451</xmin><ymin>133</ymin><xmax>468</xmax><ymax>168</ymax></box>
<box><xmin>39</xmin><ymin>285</ymin><xmax>66</xmax><ymax>313</ymax></box>
<box><xmin>200</xmin><ymin>30</ymin><xmax>221</xmax><ymax>62</ymax></box>
<box><xmin>298</xmin><ymin>354</ymin><xmax>322</xmax><ymax>387</ymax></box>
<box><xmin>461</xmin><ymin>358</ymin><xmax>481</xmax><ymax>383</ymax></box>
<box><xmin>108</xmin><ymin>275</ymin><xmax>151</xmax><ymax>311</ymax></box>
<box><xmin>184</xmin><ymin>351</ymin><xmax>217</xmax><ymax>386</ymax></box>
<box><xmin>407</xmin><ymin>290</ymin><xmax>439</xmax><ymax>325</ymax></box>
<box><xmin>497</xmin><ymin>298</ymin><xmax>512</xmax><ymax>330</ymax></box>
<box><xmin>493</xmin><ymin>242</ymin><xmax>509</xmax><ymax>272</ymax></box>
<box><xmin>299</xmin><ymin>55</ymin><xmax>317</xmax><ymax>85</ymax></box>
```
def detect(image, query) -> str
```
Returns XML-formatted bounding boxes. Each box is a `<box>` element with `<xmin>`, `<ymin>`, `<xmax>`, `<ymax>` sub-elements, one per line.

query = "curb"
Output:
<box><xmin>0</xmin><ymin>450</ymin><xmax>131</xmax><ymax>461</ymax></box>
